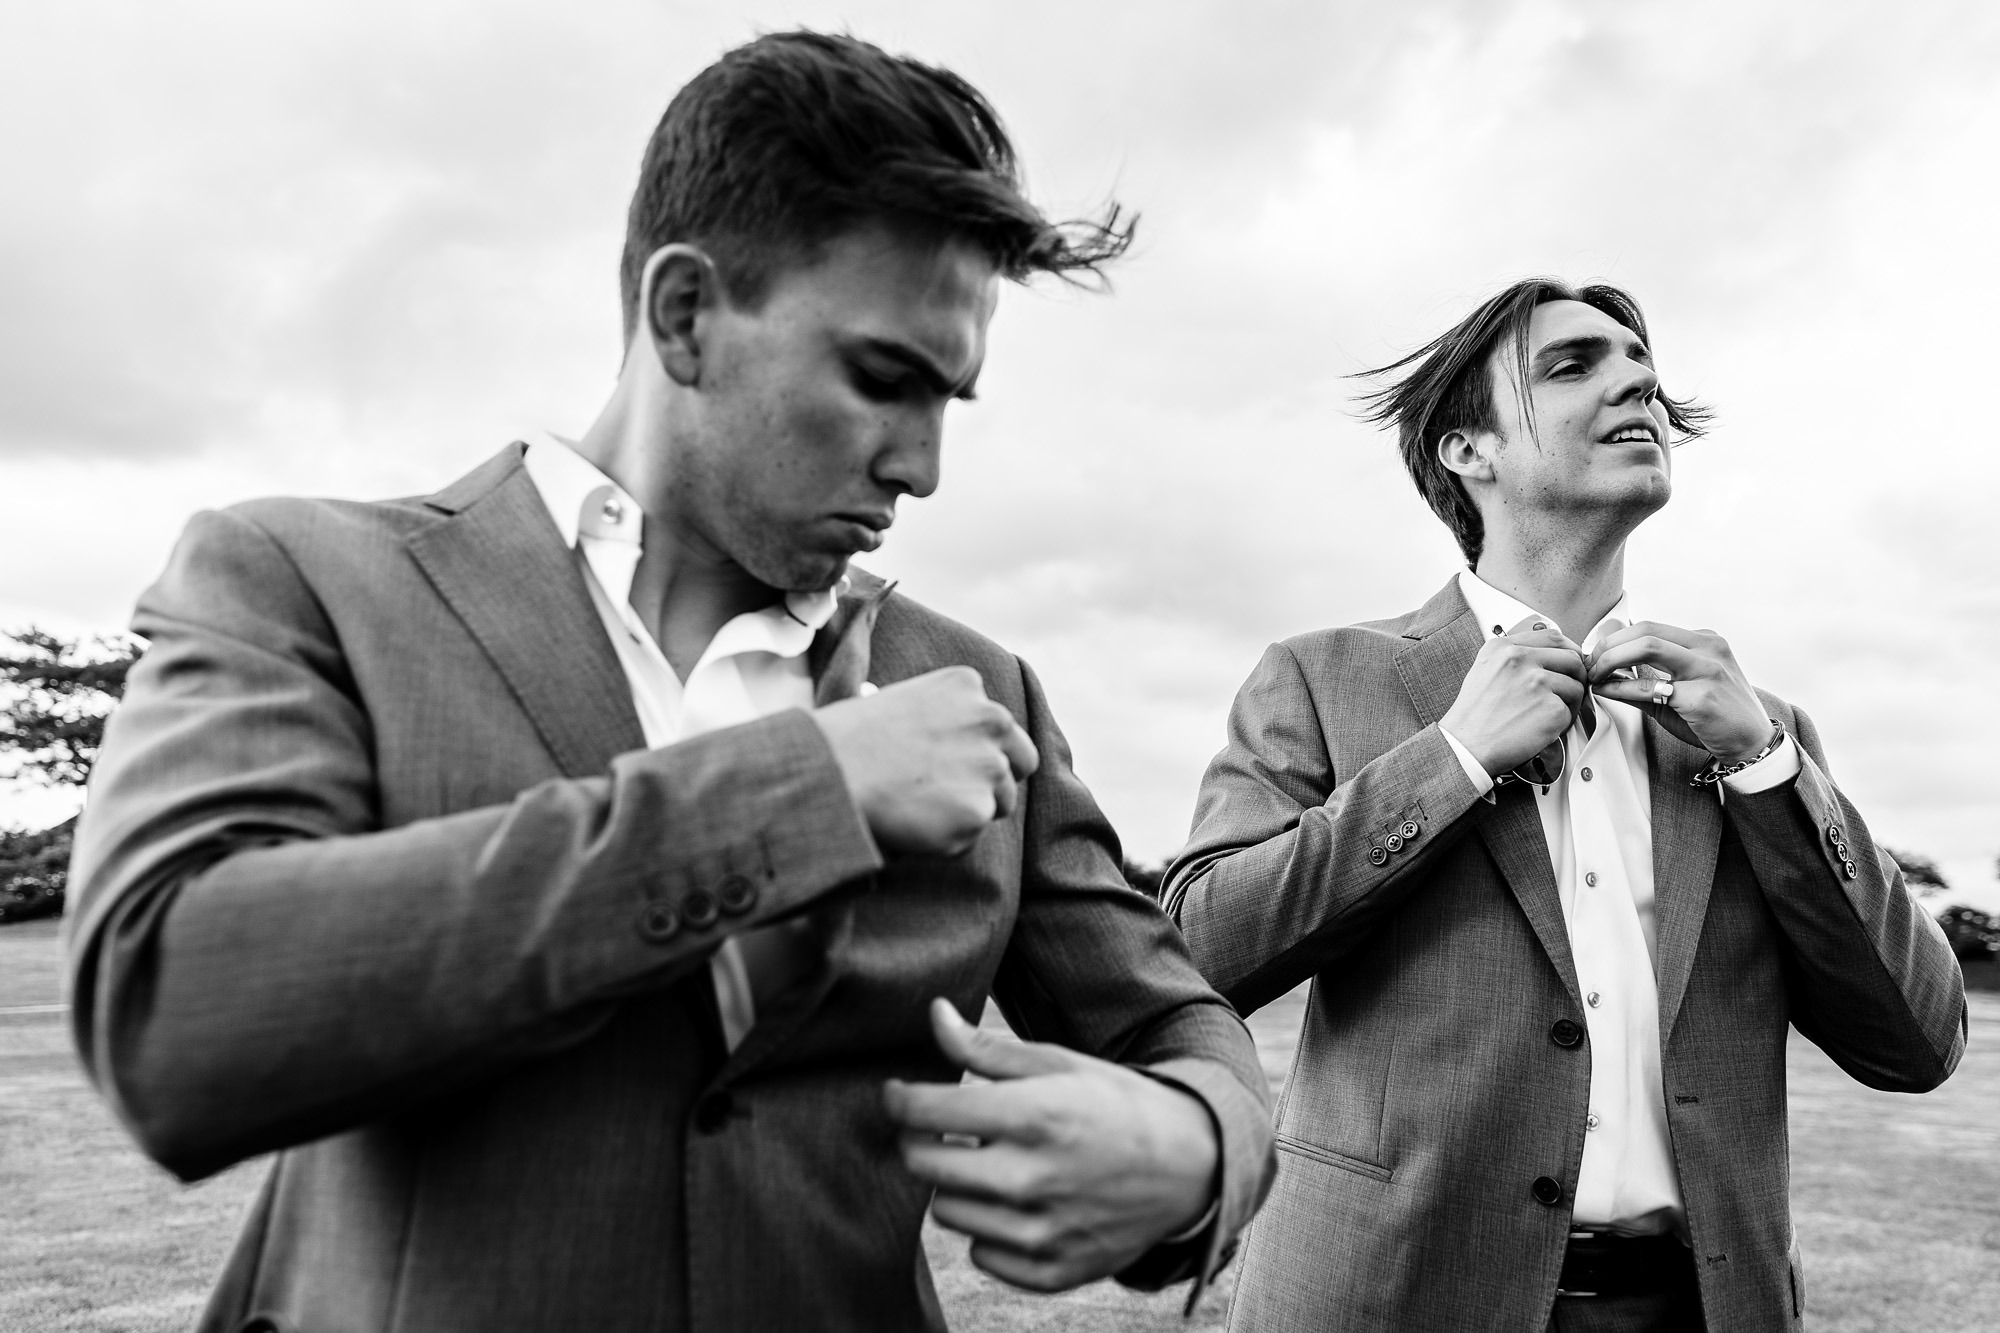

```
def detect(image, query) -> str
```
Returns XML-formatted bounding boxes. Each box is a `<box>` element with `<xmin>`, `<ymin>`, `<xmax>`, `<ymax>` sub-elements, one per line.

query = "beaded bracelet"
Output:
<box><xmin>1689</xmin><ymin>720</ymin><xmax>1786</xmax><ymax>787</ymax></box>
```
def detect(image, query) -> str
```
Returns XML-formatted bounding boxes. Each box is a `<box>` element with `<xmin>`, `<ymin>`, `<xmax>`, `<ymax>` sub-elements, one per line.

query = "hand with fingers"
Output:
<box><xmin>811</xmin><ymin>667</ymin><xmax>1040</xmax><ymax>856</ymax></box>
<box><xmin>1587</xmin><ymin>622</ymin><xmax>1775</xmax><ymax>764</ymax></box>
<box><xmin>882</xmin><ymin>998</ymin><xmax>1220</xmax><ymax>1292</ymax></box>
<box><xmin>1440</xmin><ymin>615</ymin><xmax>1590</xmax><ymax>780</ymax></box>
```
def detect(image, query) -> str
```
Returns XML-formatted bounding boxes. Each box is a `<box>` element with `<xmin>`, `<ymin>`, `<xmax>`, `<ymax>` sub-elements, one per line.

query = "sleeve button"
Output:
<box><xmin>716</xmin><ymin>873</ymin><xmax>759</xmax><ymax>916</ymax></box>
<box><xmin>1400</xmin><ymin>821</ymin><xmax>1420</xmax><ymax>839</ymax></box>
<box><xmin>1386</xmin><ymin>833</ymin><xmax>1405</xmax><ymax>853</ymax></box>
<box><xmin>1369</xmin><ymin>847</ymin><xmax>1389</xmax><ymax>867</ymax></box>
<box><xmin>682</xmin><ymin>889</ymin><xmax>720</xmax><ymax>929</ymax></box>
<box><xmin>636</xmin><ymin>902</ymin><xmax>681</xmax><ymax>943</ymax></box>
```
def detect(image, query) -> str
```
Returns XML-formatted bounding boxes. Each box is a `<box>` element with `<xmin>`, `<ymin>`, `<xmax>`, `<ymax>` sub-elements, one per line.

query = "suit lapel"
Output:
<box><xmin>406</xmin><ymin>445</ymin><xmax>644</xmax><ymax>778</ymax></box>
<box><xmin>1646</xmin><ymin>716</ymin><xmax>1722</xmax><ymax>1038</ymax></box>
<box><xmin>1396</xmin><ymin>579</ymin><xmax>1579</xmax><ymax>1000</ymax></box>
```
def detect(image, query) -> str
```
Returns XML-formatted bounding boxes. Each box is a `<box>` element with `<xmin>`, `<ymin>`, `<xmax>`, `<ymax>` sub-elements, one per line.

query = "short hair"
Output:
<box><xmin>1356</xmin><ymin>278</ymin><xmax>1712</xmax><ymax>565</ymax></box>
<box><xmin>618</xmin><ymin>30</ymin><xmax>1133</xmax><ymax>340</ymax></box>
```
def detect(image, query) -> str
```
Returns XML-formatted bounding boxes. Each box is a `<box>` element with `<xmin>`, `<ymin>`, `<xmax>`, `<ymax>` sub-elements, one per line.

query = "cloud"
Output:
<box><xmin>2</xmin><ymin>0</ymin><xmax>1996</xmax><ymax>883</ymax></box>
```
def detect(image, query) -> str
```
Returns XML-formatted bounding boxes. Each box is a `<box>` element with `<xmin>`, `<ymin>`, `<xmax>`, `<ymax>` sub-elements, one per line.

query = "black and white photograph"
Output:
<box><xmin>2</xmin><ymin>3</ymin><xmax>1996</xmax><ymax>1330</ymax></box>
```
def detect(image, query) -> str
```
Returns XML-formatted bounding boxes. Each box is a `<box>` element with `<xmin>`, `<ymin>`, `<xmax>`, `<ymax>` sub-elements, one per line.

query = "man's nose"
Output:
<box><xmin>1612</xmin><ymin>359</ymin><xmax>1660</xmax><ymax>406</ymax></box>
<box><xmin>872</xmin><ymin>413</ymin><xmax>942</xmax><ymax>499</ymax></box>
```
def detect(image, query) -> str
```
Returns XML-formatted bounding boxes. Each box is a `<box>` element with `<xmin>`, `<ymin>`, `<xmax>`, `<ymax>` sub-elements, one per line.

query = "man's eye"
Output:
<box><xmin>1549</xmin><ymin>360</ymin><xmax>1583</xmax><ymax>378</ymax></box>
<box><xmin>850</xmin><ymin>367</ymin><xmax>907</xmax><ymax>402</ymax></box>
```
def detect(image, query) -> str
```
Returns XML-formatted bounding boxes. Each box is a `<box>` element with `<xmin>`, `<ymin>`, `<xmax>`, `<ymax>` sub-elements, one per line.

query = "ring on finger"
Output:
<box><xmin>1652</xmin><ymin>678</ymin><xmax>1676</xmax><ymax>704</ymax></box>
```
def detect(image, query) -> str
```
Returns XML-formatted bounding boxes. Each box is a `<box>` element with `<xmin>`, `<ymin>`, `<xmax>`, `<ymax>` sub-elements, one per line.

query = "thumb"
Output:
<box><xmin>928</xmin><ymin>997</ymin><xmax>1079</xmax><ymax>1081</ymax></box>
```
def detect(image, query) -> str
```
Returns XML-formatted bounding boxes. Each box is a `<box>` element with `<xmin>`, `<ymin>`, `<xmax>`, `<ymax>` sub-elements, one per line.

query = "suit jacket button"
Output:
<box><xmin>682</xmin><ymin>888</ymin><xmax>720</xmax><ymax>929</ymax></box>
<box><xmin>716</xmin><ymin>874</ymin><xmax>759</xmax><ymax>915</ymax></box>
<box><xmin>1827</xmin><ymin>827</ymin><xmax>1844</xmax><ymax>847</ymax></box>
<box><xmin>1550</xmin><ymin>1019</ymin><xmax>1584</xmax><ymax>1048</ymax></box>
<box><xmin>1386</xmin><ymin>833</ymin><xmax>1405</xmax><ymax>853</ymax></box>
<box><xmin>1531</xmin><ymin>1176</ymin><xmax>1563</xmax><ymax>1206</ymax></box>
<box><xmin>694</xmin><ymin>1091</ymin><xmax>734</xmax><ymax>1134</ymax></box>
<box><xmin>636</xmin><ymin>903</ymin><xmax>680</xmax><ymax>943</ymax></box>
<box><xmin>1842</xmin><ymin>860</ymin><xmax>1858</xmax><ymax>880</ymax></box>
<box><xmin>1369</xmin><ymin>847</ymin><xmax>1389</xmax><ymax>867</ymax></box>
<box><xmin>1400</xmin><ymin>821</ymin><xmax>1420</xmax><ymax>840</ymax></box>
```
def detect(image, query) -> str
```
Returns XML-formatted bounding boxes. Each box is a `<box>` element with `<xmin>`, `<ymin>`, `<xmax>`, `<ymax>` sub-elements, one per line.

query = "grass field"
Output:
<box><xmin>4</xmin><ymin>917</ymin><xmax>1996</xmax><ymax>1331</ymax></box>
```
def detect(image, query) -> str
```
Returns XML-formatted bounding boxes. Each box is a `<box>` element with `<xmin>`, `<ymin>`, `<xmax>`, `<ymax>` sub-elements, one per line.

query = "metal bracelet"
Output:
<box><xmin>1689</xmin><ymin>719</ymin><xmax>1786</xmax><ymax>787</ymax></box>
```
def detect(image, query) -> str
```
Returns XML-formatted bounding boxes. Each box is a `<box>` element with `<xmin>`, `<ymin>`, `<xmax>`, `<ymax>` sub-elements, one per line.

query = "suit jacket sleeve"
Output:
<box><xmin>64</xmin><ymin>507</ymin><xmax>885</xmax><ymax>1181</ymax></box>
<box><xmin>1162</xmin><ymin>640</ymin><xmax>1486</xmax><ymax>1016</ymax></box>
<box><xmin>987</xmin><ymin>657</ymin><xmax>1275</xmax><ymax>1299</ymax></box>
<box><xmin>1721</xmin><ymin>697</ymin><xmax>1966</xmax><ymax>1091</ymax></box>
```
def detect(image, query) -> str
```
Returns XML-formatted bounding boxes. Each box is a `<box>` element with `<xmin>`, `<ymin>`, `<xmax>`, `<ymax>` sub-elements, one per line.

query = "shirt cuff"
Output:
<box><xmin>1722</xmin><ymin>729</ymin><xmax>1800</xmax><ymax>794</ymax></box>
<box><xmin>1440</xmin><ymin>726</ymin><xmax>1498</xmax><ymax>802</ymax></box>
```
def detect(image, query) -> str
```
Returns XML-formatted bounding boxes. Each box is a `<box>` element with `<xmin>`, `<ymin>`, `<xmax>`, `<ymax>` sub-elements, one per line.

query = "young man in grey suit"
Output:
<box><xmin>1165</xmin><ymin>278</ymin><xmax>1964</xmax><ymax>1332</ymax></box>
<box><xmin>67</xmin><ymin>32</ymin><xmax>1272</xmax><ymax>1333</ymax></box>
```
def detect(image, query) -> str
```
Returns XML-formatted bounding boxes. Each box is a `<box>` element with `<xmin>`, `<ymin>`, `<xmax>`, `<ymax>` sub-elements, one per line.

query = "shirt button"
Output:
<box><xmin>1587</xmin><ymin>991</ymin><xmax>1601</xmax><ymax>1008</ymax></box>
<box><xmin>1584</xmin><ymin>871</ymin><xmax>1599</xmax><ymax>888</ymax></box>
<box><xmin>1492</xmin><ymin>624</ymin><xmax>1504</xmax><ymax>637</ymax></box>
<box><xmin>1587</xmin><ymin>1113</ymin><xmax>1601</xmax><ymax>1131</ymax></box>
<box><xmin>1580</xmin><ymin>767</ymin><xmax>1593</xmax><ymax>782</ymax></box>
<box><xmin>600</xmin><ymin>497</ymin><xmax>626</xmax><ymax>525</ymax></box>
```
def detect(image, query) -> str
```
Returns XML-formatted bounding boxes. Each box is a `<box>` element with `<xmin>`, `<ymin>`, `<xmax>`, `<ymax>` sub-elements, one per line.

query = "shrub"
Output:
<box><xmin>1121</xmin><ymin>859</ymin><xmax>1165</xmax><ymax>899</ymax></box>
<box><xmin>0</xmin><ymin>816</ymin><xmax>74</xmax><ymax>923</ymax></box>
<box><xmin>1935</xmin><ymin>905</ymin><xmax>1999</xmax><ymax>961</ymax></box>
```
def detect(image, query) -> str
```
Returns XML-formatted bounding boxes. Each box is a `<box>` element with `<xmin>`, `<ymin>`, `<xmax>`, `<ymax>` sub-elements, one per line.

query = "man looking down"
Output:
<box><xmin>68</xmin><ymin>31</ymin><xmax>1272</xmax><ymax>1333</ymax></box>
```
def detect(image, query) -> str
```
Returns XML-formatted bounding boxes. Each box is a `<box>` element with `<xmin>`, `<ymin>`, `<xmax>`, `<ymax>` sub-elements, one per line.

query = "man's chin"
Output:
<box><xmin>751</xmin><ymin>550</ymin><xmax>854</xmax><ymax>595</ymax></box>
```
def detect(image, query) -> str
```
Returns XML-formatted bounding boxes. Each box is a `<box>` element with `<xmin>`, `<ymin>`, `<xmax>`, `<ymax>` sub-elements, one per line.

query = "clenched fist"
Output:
<box><xmin>1440</xmin><ymin>616</ymin><xmax>1588</xmax><ymax>779</ymax></box>
<box><xmin>811</xmin><ymin>666</ymin><xmax>1039</xmax><ymax>856</ymax></box>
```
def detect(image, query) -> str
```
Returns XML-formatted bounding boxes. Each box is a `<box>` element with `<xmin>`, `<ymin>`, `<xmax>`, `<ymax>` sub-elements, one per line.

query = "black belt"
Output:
<box><xmin>1557</xmin><ymin>1231</ymin><xmax>1696</xmax><ymax>1299</ymax></box>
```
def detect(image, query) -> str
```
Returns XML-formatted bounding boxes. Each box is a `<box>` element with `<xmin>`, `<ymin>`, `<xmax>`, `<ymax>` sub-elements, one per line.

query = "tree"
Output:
<box><xmin>0</xmin><ymin>629</ymin><xmax>140</xmax><ymax>922</ymax></box>
<box><xmin>1884</xmin><ymin>847</ymin><xmax>1949</xmax><ymax>898</ymax></box>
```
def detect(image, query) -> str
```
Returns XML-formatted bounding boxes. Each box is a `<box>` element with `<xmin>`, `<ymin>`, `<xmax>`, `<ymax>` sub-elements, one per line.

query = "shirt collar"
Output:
<box><xmin>521</xmin><ymin>433</ymin><xmax>841</xmax><ymax>660</ymax></box>
<box><xmin>1456</xmin><ymin>569</ymin><xmax>1633</xmax><ymax>653</ymax></box>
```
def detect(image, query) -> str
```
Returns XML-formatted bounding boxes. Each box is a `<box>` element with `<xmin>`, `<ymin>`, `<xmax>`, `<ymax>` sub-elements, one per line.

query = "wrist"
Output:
<box><xmin>1691</xmin><ymin>719</ymin><xmax>1787</xmax><ymax>788</ymax></box>
<box><xmin>1714</xmin><ymin>721</ymin><xmax>1781</xmax><ymax>767</ymax></box>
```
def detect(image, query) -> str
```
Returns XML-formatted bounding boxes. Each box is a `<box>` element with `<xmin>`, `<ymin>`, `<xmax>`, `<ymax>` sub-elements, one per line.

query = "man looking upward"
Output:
<box><xmin>1165</xmin><ymin>278</ymin><xmax>1963</xmax><ymax>1332</ymax></box>
<box><xmin>68</xmin><ymin>32</ymin><xmax>1272</xmax><ymax>1333</ymax></box>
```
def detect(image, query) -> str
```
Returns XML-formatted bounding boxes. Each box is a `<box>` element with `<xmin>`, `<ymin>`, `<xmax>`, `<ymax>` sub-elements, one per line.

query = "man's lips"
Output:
<box><xmin>828</xmin><ymin>512</ymin><xmax>893</xmax><ymax>551</ymax></box>
<box><xmin>1599</xmin><ymin>417</ymin><xmax>1662</xmax><ymax>447</ymax></box>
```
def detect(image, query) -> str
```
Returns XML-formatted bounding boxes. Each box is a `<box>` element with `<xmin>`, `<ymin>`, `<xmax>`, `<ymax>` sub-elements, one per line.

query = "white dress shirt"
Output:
<box><xmin>1438</xmin><ymin>570</ymin><xmax>1798</xmax><ymax>1236</ymax></box>
<box><xmin>522</xmin><ymin>435</ymin><xmax>842</xmax><ymax>1052</ymax></box>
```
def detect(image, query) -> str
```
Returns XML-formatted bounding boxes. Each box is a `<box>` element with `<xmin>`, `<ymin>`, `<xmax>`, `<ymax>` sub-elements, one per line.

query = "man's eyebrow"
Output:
<box><xmin>853</xmin><ymin>337</ymin><xmax>980</xmax><ymax>400</ymax></box>
<box><xmin>1532</xmin><ymin>332</ymin><xmax>1651</xmax><ymax>368</ymax></box>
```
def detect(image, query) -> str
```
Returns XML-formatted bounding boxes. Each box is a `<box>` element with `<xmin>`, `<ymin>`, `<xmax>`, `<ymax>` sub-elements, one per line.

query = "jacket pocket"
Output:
<box><xmin>1275</xmin><ymin>1132</ymin><xmax>1393</xmax><ymax>1183</ymax></box>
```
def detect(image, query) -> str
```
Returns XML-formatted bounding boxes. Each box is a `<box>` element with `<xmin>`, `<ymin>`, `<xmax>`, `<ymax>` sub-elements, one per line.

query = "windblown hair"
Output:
<box><xmin>619</xmin><ymin>30</ymin><xmax>1134</xmax><ymax>339</ymax></box>
<box><xmin>1356</xmin><ymin>278</ymin><xmax>1712</xmax><ymax>565</ymax></box>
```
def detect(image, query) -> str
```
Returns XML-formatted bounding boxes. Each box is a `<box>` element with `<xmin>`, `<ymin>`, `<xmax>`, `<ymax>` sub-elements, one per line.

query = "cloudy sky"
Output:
<box><xmin>5</xmin><ymin>0</ymin><xmax>1997</xmax><ymax>908</ymax></box>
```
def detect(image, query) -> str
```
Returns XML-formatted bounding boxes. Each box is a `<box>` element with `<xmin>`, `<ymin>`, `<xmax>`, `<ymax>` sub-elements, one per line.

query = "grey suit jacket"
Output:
<box><xmin>65</xmin><ymin>445</ymin><xmax>1274</xmax><ymax>1333</ymax></box>
<box><xmin>1164</xmin><ymin>579</ymin><xmax>1964</xmax><ymax>1333</ymax></box>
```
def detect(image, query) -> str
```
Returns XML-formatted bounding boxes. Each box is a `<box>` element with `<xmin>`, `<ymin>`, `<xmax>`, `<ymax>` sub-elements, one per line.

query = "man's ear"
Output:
<box><xmin>640</xmin><ymin>244</ymin><xmax>720</xmax><ymax>388</ymax></box>
<box><xmin>1438</xmin><ymin>429</ymin><xmax>1497</xmax><ymax>484</ymax></box>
